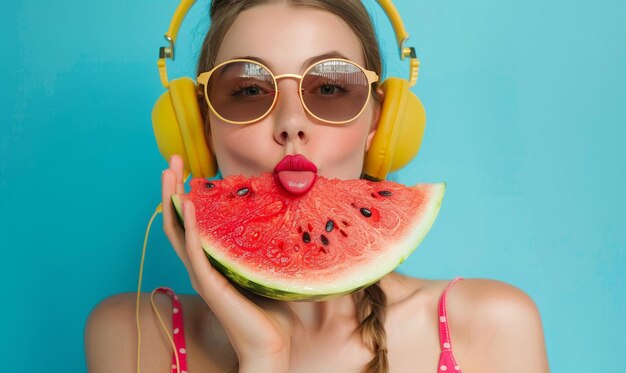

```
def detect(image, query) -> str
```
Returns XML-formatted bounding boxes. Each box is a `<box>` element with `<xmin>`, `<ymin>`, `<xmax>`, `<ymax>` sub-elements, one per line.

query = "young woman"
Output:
<box><xmin>85</xmin><ymin>1</ymin><xmax>550</xmax><ymax>372</ymax></box>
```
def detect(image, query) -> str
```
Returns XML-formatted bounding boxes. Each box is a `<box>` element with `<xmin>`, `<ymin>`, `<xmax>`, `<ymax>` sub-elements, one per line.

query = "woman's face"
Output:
<box><xmin>208</xmin><ymin>3</ymin><xmax>380</xmax><ymax>181</ymax></box>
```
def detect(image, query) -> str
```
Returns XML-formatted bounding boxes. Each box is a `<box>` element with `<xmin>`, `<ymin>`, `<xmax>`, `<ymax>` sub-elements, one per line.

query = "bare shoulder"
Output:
<box><xmin>445</xmin><ymin>278</ymin><xmax>550</xmax><ymax>373</ymax></box>
<box><xmin>380</xmin><ymin>274</ymin><xmax>549</xmax><ymax>372</ymax></box>
<box><xmin>84</xmin><ymin>292</ymin><xmax>194</xmax><ymax>372</ymax></box>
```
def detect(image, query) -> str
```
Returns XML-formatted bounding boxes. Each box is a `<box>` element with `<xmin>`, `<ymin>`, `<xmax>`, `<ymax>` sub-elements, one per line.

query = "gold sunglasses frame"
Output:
<box><xmin>197</xmin><ymin>58</ymin><xmax>380</xmax><ymax>125</ymax></box>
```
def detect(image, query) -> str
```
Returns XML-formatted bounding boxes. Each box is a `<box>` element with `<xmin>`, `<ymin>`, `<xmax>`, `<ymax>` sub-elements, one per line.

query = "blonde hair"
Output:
<box><xmin>197</xmin><ymin>1</ymin><xmax>389</xmax><ymax>372</ymax></box>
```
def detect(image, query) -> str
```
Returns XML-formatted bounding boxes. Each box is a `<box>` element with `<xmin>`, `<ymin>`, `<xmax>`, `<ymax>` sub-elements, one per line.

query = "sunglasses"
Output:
<box><xmin>197</xmin><ymin>58</ymin><xmax>379</xmax><ymax>125</ymax></box>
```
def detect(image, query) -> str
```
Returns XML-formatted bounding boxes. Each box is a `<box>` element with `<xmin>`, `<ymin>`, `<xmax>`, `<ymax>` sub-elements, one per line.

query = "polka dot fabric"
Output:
<box><xmin>437</xmin><ymin>277</ymin><xmax>464</xmax><ymax>372</ymax></box>
<box><xmin>153</xmin><ymin>287</ymin><xmax>189</xmax><ymax>373</ymax></box>
<box><xmin>158</xmin><ymin>278</ymin><xmax>464</xmax><ymax>372</ymax></box>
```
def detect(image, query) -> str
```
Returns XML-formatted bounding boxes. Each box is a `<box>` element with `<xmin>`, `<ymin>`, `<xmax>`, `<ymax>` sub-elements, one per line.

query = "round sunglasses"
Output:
<box><xmin>197</xmin><ymin>58</ymin><xmax>379</xmax><ymax>125</ymax></box>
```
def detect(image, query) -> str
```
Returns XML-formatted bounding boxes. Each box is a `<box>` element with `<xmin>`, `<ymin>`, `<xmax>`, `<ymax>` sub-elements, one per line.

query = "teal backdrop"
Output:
<box><xmin>2</xmin><ymin>0</ymin><xmax>624</xmax><ymax>371</ymax></box>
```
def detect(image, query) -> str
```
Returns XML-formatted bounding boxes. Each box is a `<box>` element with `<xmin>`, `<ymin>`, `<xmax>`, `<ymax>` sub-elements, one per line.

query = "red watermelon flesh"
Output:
<box><xmin>171</xmin><ymin>173</ymin><xmax>445</xmax><ymax>301</ymax></box>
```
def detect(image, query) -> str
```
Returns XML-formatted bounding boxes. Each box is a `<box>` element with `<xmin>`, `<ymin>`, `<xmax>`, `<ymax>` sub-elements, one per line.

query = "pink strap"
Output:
<box><xmin>437</xmin><ymin>277</ymin><xmax>464</xmax><ymax>372</ymax></box>
<box><xmin>154</xmin><ymin>287</ymin><xmax>189</xmax><ymax>373</ymax></box>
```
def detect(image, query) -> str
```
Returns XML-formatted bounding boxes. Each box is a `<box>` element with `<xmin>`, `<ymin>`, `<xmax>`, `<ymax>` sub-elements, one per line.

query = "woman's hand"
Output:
<box><xmin>161</xmin><ymin>155</ymin><xmax>292</xmax><ymax>372</ymax></box>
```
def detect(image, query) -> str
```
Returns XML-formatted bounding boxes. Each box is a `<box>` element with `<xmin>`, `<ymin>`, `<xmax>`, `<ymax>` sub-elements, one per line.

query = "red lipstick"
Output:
<box><xmin>273</xmin><ymin>154</ymin><xmax>318</xmax><ymax>195</ymax></box>
<box><xmin>274</xmin><ymin>154</ymin><xmax>318</xmax><ymax>173</ymax></box>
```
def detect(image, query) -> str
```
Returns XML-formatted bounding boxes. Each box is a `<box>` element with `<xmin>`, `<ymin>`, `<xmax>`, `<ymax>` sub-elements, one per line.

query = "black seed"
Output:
<box><xmin>320</xmin><ymin>235</ymin><xmax>329</xmax><ymax>245</ymax></box>
<box><xmin>302</xmin><ymin>232</ymin><xmax>311</xmax><ymax>243</ymax></box>
<box><xmin>236</xmin><ymin>187</ymin><xmax>249</xmax><ymax>196</ymax></box>
<box><xmin>325</xmin><ymin>220</ymin><xmax>335</xmax><ymax>232</ymax></box>
<box><xmin>205</xmin><ymin>182</ymin><xmax>215</xmax><ymax>188</ymax></box>
<box><xmin>360</xmin><ymin>208</ymin><xmax>372</xmax><ymax>217</ymax></box>
<box><xmin>378</xmin><ymin>190</ymin><xmax>392</xmax><ymax>197</ymax></box>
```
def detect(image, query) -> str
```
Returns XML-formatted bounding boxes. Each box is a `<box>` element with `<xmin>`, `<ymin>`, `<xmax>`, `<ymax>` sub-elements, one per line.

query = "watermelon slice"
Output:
<box><xmin>171</xmin><ymin>173</ymin><xmax>445</xmax><ymax>301</ymax></box>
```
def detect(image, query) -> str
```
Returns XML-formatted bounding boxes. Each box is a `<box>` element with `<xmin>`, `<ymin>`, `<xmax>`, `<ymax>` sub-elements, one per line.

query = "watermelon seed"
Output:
<box><xmin>294</xmin><ymin>245</ymin><xmax>300</xmax><ymax>252</ymax></box>
<box><xmin>236</xmin><ymin>187</ymin><xmax>250</xmax><ymax>196</ymax></box>
<box><xmin>302</xmin><ymin>232</ymin><xmax>311</xmax><ymax>243</ymax></box>
<box><xmin>340</xmin><ymin>229</ymin><xmax>348</xmax><ymax>237</ymax></box>
<box><xmin>297</xmin><ymin>226</ymin><xmax>303</xmax><ymax>234</ymax></box>
<box><xmin>308</xmin><ymin>223</ymin><xmax>313</xmax><ymax>232</ymax></box>
<box><xmin>319</xmin><ymin>246</ymin><xmax>328</xmax><ymax>254</ymax></box>
<box><xmin>360</xmin><ymin>208</ymin><xmax>372</xmax><ymax>217</ymax></box>
<box><xmin>378</xmin><ymin>190</ymin><xmax>392</xmax><ymax>197</ymax></box>
<box><xmin>371</xmin><ymin>192</ymin><xmax>377</xmax><ymax>198</ymax></box>
<box><xmin>205</xmin><ymin>182</ymin><xmax>215</xmax><ymax>188</ymax></box>
<box><xmin>320</xmin><ymin>234</ymin><xmax>329</xmax><ymax>245</ymax></box>
<box><xmin>325</xmin><ymin>220</ymin><xmax>335</xmax><ymax>232</ymax></box>
<box><xmin>341</xmin><ymin>220</ymin><xmax>350</xmax><ymax>227</ymax></box>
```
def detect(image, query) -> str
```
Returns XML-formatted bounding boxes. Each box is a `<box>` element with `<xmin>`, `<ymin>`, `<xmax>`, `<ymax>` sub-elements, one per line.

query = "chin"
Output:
<box><xmin>318</xmin><ymin>169</ymin><xmax>363</xmax><ymax>181</ymax></box>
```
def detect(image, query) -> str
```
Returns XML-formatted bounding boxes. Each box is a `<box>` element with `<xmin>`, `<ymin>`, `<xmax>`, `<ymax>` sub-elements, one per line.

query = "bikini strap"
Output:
<box><xmin>437</xmin><ymin>277</ymin><xmax>464</xmax><ymax>352</ymax></box>
<box><xmin>153</xmin><ymin>287</ymin><xmax>189</xmax><ymax>373</ymax></box>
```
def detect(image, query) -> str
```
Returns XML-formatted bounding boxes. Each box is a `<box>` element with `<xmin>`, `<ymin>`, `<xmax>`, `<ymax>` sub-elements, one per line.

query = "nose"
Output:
<box><xmin>272</xmin><ymin>79</ymin><xmax>310</xmax><ymax>146</ymax></box>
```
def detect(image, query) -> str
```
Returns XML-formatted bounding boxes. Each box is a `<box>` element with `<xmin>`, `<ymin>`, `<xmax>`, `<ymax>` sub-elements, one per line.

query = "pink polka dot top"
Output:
<box><xmin>156</xmin><ymin>277</ymin><xmax>464</xmax><ymax>372</ymax></box>
<box><xmin>153</xmin><ymin>287</ymin><xmax>189</xmax><ymax>373</ymax></box>
<box><xmin>437</xmin><ymin>277</ymin><xmax>464</xmax><ymax>372</ymax></box>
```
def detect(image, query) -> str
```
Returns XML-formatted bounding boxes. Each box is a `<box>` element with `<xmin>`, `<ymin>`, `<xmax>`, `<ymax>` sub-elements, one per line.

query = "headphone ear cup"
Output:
<box><xmin>152</xmin><ymin>77</ymin><xmax>217</xmax><ymax>179</ymax></box>
<box><xmin>363</xmin><ymin>77</ymin><xmax>426</xmax><ymax>180</ymax></box>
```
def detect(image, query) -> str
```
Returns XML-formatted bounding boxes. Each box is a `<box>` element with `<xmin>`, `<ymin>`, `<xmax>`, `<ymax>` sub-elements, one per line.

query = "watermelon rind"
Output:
<box><xmin>171</xmin><ymin>182</ymin><xmax>445</xmax><ymax>301</ymax></box>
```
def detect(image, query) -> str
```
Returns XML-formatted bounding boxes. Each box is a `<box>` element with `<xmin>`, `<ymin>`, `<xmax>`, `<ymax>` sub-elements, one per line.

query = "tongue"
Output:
<box><xmin>275</xmin><ymin>171</ymin><xmax>317</xmax><ymax>195</ymax></box>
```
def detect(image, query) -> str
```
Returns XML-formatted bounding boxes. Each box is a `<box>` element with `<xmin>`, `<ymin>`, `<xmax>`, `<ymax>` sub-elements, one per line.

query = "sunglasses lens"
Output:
<box><xmin>302</xmin><ymin>60</ymin><xmax>371</xmax><ymax>122</ymax></box>
<box><xmin>207</xmin><ymin>61</ymin><xmax>276</xmax><ymax>123</ymax></box>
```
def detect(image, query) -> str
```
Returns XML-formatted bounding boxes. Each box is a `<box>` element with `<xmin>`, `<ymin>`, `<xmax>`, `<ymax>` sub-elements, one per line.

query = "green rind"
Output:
<box><xmin>171</xmin><ymin>182</ymin><xmax>445</xmax><ymax>301</ymax></box>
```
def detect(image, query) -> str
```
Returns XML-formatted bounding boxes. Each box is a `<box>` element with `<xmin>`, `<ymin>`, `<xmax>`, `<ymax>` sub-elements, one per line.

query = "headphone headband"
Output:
<box><xmin>157</xmin><ymin>0</ymin><xmax>420</xmax><ymax>87</ymax></box>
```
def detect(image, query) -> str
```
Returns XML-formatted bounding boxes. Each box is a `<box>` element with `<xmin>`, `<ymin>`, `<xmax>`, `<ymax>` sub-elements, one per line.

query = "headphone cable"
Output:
<box><xmin>135</xmin><ymin>202</ymin><xmax>181</xmax><ymax>373</ymax></box>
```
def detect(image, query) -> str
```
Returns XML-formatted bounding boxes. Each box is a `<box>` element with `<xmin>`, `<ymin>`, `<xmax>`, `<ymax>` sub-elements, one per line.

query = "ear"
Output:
<box><xmin>365</xmin><ymin>88</ymin><xmax>384</xmax><ymax>152</ymax></box>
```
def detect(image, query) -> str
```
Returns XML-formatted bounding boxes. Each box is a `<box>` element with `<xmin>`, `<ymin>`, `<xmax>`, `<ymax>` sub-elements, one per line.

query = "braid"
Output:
<box><xmin>353</xmin><ymin>282</ymin><xmax>389</xmax><ymax>373</ymax></box>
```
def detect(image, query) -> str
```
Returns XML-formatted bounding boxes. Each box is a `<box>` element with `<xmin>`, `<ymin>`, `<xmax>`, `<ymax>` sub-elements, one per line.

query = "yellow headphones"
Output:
<box><xmin>152</xmin><ymin>0</ymin><xmax>426</xmax><ymax>181</ymax></box>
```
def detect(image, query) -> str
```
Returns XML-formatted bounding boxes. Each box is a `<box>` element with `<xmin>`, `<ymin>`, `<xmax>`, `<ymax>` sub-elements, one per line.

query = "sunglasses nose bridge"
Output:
<box><xmin>272</xmin><ymin>73</ymin><xmax>306</xmax><ymax>101</ymax></box>
<box><xmin>273</xmin><ymin>73</ymin><xmax>303</xmax><ymax>81</ymax></box>
<box><xmin>273</xmin><ymin>73</ymin><xmax>304</xmax><ymax>91</ymax></box>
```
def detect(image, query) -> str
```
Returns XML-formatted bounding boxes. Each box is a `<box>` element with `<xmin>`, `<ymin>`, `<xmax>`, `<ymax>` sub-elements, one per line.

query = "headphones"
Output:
<box><xmin>152</xmin><ymin>0</ymin><xmax>426</xmax><ymax>181</ymax></box>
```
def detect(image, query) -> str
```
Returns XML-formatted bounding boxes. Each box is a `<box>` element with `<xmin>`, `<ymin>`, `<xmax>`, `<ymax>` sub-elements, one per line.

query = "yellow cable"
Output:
<box><xmin>136</xmin><ymin>202</ymin><xmax>180</xmax><ymax>373</ymax></box>
<box><xmin>151</xmin><ymin>289</ymin><xmax>181</xmax><ymax>373</ymax></box>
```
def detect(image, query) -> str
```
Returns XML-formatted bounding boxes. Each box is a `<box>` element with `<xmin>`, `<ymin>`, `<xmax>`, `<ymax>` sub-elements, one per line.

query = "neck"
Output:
<box><xmin>287</xmin><ymin>294</ymin><xmax>358</xmax><ymax>333</ymax></box>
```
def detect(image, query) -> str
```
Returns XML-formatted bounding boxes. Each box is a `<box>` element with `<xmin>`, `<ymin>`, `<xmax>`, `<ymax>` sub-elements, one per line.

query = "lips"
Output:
<box><xmin>273</xmin><ymin>154</ymin><xmax>318</xmax><ymax>173</ymax></box>
<box><xmin>273</xmin><ymin>154</ymin><xmax>318</xmax><ymax>195</ymax></box>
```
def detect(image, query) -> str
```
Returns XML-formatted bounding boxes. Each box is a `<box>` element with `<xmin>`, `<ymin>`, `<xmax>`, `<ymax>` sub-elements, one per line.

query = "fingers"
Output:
<box><xmin>162</xmin><ymin>155</ymin><xmax>246</xmax><ymax>314</ymax></box>
<box><xmin>169</xmin><ymin>154</ymin><xmax>185</xmax><ymax>195</ymax></box>
<box><xmin>161</xmin><ymin>156</ymin><xmax>188</xmax><ymax>268</ymax></box>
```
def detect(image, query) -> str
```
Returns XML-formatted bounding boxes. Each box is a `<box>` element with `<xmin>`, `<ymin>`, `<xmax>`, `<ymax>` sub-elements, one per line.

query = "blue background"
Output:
<box><xmin>2</xmin><ymin>0</ymin><xmax>624</xmax><ymax>371</ymax></box>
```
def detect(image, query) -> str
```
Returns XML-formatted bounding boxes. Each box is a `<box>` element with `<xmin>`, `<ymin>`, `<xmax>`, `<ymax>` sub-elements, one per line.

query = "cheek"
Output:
<box><xmin>208</xmin><ymin>118</ymin><xmax>277</xmax><ymax>175</ymax></box>
<box><xmin>315</xmin><ymin>123</ymin><xmax>372</xmax><ymax>178</ymax></box>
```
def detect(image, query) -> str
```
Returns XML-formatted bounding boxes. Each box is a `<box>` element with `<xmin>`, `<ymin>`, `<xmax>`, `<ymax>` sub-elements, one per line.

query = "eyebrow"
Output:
<box><xmin>301</xmin><ymin>51</ymin><xmax>351</xmax><ymax>69</ymax></box>
<box><xmin>231</xmin><ymin>51</ymin><xmax>352</xmax><ymax>72</ymax></box>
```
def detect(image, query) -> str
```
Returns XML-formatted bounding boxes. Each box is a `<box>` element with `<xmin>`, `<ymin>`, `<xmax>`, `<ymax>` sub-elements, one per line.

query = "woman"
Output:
<box><xmin>85</xmin><ymin>1</ymin><xmax>550</xmax><ymax>372</ymax></box>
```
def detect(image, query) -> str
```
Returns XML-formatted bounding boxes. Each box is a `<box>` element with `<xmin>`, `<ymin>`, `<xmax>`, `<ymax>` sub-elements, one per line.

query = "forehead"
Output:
<box><xmin>214</xmin><ymin>3</ymin><xmax>365</xmax><ymax>71</ymax></box>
